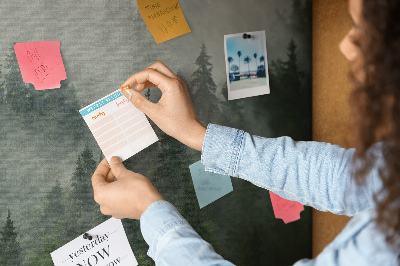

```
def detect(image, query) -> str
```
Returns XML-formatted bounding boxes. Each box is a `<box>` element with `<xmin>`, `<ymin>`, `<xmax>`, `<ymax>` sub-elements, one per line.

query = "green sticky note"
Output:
<box><xmin>189</xmin><ymin>161</ymin><xmax>233</xmax><ymax>208</ymax></box>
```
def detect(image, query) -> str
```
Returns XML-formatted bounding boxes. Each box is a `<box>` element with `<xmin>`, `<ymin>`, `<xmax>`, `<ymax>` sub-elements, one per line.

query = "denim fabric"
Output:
<box><xmin>140</xmin><ymin>124</ymin><xmax>399</xmax><ymax>265</ymax></box>
<box><xmin>140</xmin><ymin>200</ymin><xmax>234</xmax><ymax>265</ymax></box>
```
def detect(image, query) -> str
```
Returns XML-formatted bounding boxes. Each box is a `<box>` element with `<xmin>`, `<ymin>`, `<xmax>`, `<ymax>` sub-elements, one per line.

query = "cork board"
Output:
<box><xmin>312</xmin><ymin>0</ymin><xmax>353</xmax><ymax>257</ymax></box>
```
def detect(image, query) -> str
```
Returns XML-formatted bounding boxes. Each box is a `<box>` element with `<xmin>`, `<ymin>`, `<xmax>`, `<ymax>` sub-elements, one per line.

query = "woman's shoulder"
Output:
<box><xmin>324</xmin><ymin>209</ymin><xmax>399</xmax><ymax>265</ymax></box>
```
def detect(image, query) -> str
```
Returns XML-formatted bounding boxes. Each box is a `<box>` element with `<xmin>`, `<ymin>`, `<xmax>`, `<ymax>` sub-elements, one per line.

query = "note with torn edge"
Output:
<box><xmin>189</xmin><ymin>161</ymin><xmax>233</xmax><ymax>209</ymax></box>
<box><xmin>269</xmin><ymin>191</ymin><xmax>304</xmax><ymax>224</ymax></box>
<box><xmin>51</xmin><ymin>218</ymin><xmax>137</xmax><ymax>266</ymax></box>
<box><xmin>79</xmin><ymin>90</ymin><xmax>158</xmax><ymax>162</ymax></box>
<box><xmin>14</xmin><ymin>41</ymin><xmax>67</xmax><ymax>90</ymax></box>
<box><xmin>137</xmin><ymin>0</ymin><xmax>191</xmax><ymax>44</ymax></box>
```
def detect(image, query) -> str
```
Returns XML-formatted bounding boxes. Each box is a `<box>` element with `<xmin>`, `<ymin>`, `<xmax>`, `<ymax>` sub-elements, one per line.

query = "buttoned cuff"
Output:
<box><xmin>201</xmin><ymin>123</ymin><xmax>244</xmax><ymax>176</ymax></box>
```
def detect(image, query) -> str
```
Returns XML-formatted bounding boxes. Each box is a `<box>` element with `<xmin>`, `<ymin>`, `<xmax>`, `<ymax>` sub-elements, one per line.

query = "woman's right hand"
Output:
<box><xmin>120</xmin><ymin>61</ymin><xmax>207</xmax><ymax>152</ymax></box>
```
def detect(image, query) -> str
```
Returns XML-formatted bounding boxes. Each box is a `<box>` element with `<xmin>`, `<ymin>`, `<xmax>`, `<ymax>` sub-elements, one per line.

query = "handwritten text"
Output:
<box><xmin>92</xmin><ymin>112</ymin><xmax>105</xmax><ymax>120</ymax></box>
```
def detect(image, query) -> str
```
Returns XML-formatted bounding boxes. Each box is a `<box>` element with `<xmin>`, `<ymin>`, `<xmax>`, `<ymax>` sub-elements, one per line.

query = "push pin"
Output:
<box><xmin>83</xmin><ymin>233</ymin><xmax>94</xmax><ymax>240</ymax></box>
<box><xmin>243</xmin><ymin>33</ymin><xmax>252</xmax><ymax>39</ymax></box>
<box><xmin>120</xmin><ymin>85</ymin><xmax>130</xmax><ymax>92</ymax></box>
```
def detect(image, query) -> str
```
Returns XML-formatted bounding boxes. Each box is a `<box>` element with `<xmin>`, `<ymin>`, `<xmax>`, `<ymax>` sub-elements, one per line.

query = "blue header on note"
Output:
<box><xmin>80</xmin><ymin>91</ymin><xmax>123</xmax><ymax>117</ymax></box>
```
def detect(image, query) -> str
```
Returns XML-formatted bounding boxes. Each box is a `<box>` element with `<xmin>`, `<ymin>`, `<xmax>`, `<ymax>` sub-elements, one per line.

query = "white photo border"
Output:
<box><xmin>224</xmin><ymin>30</ymin><xmax>270</xmax><ymax>100</ymax></box>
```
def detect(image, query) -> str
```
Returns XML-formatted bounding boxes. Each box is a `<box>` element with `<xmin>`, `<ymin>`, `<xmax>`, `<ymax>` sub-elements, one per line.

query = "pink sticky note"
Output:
<box><xmin>14</xmin><ymin>41</ymin><xmax>67</xmax><ymax>90</ymax></box>
<box><xmin>269</xmin><ymin>191</ymin><xmax>304</xmax><ymax>224</ymax></box>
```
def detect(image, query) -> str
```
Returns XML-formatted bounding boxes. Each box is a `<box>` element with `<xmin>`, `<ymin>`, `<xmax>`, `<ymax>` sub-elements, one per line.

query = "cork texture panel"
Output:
<box><xmin>312</xmin><ymin>0</ymin><xmax>353</xmax><ymax>258</ymax></box>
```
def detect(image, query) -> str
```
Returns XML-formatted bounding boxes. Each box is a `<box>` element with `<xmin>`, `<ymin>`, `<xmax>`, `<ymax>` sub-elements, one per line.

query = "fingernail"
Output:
<box><xmin>124</xmin><ymin>89</ymin><xmax>133</xmax><ymax>100</ymax></box>
<box><xmin>110</xmin><ymin>156</ymin><xmax>122</xmax><ymax>165</ymax></box>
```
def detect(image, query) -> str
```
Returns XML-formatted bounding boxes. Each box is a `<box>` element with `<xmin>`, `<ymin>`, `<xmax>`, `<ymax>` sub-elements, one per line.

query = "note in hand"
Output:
<box><xmin>79</xmin><ymin>90</ymin><xmax>158</xmax><ymax>162</ymax></box>
<box><xmin>189</xmin><ymin>161</ymin><xmax>233</xmax><ymax>208</ymax></box>
<box><xmin>269</xmin><ymin>191</ymin><xmax>304</xmax><ymax>224</ymax></box>
<box><xmin>51</xmin><ymin>218</ymin><xmax>137</xmax><ymax>266</ymax></box>
<box><xmin>137</xmin><ymin>0</ymin><xmax>191</xmax><ymax>44</ymax></box>
<box><xmin>14</xmin><ymin>41</ymin><xmax>67</xmax><ymax>90</ymax></box>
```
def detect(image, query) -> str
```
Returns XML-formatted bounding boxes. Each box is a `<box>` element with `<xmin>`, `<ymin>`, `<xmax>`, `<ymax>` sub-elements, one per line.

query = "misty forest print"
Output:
<box><xmin>0</xmin><ymin>0</ymin><xmax>311</xmax><ymax>265</ymax></box>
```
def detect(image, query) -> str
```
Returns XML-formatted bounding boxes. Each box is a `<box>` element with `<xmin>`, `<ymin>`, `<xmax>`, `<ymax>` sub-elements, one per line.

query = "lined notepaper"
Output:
<box><xmin>80</xmin><ymin>90</ymin><xmax>158</xmax><ymax>162</ymax></box>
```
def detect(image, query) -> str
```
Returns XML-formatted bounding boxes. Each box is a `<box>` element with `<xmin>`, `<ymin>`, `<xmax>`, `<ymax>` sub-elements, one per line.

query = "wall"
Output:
<box><xmin>312</xmin><ymin>0</ymin><xmax>353</xmax><ymax>257</ymax></box>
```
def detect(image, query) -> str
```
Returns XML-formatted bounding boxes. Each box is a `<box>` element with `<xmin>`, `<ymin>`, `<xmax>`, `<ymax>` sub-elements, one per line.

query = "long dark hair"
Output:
<box><xmin>349</xmin><ymin>0</ymin><xmax>400</xmax><ymax>253</ymax></box>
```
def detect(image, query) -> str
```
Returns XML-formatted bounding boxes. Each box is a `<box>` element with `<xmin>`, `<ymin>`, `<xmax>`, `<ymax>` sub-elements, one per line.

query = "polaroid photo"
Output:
<box><xmin>224</xmin><ymin>30</ymin><xmax>270</xmax><ymax>100</ymax></box>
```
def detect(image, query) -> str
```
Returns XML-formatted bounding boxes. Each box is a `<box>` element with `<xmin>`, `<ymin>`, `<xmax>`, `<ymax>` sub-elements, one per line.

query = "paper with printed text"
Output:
<box><xmin>79</xmin><ymin>90</ymin><xmax>158</xmax><ymax>162</ymax></box>
<box><xmin>51</xmin><ymin>218</ymin><xmax>137</xmax><ymax>266</ymax></box>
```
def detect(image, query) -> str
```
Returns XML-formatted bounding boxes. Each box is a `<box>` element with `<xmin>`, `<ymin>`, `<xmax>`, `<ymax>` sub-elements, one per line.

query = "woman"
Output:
<box><xmin>91</xmin><ymin>0</ymin><xmax>400</xmax><ymax>264</ymax></box>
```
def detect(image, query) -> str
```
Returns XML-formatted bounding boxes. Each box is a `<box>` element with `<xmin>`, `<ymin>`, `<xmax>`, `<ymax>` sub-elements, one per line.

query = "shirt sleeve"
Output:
<box><xmin>293</xmin><ymin>210</ymin><xmax>399</xmax><ymax>266</ymax></box>
<box><xmin>201</xmin><ymin>124</ymin><xmax>383</xmax><ymax>216</ymax></box>
<box><xmin>140</xmin><ymin>200</ymin><xmax>235</xmax><ymax>266</ymax></box>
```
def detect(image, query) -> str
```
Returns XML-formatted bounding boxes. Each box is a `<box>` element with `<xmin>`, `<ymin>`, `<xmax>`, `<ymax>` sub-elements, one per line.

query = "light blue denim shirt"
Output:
<box><xmin>140</xmin><ymin>124</ymin><xmax>399</xmax><ymax>265</ymax></box>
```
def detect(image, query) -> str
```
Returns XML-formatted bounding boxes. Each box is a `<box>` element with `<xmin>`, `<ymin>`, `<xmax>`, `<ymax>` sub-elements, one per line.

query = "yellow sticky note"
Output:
<box><xmin>137</xmin><ymin>0</ymin><xmax>191</xmax><ymax>44</ymax></box>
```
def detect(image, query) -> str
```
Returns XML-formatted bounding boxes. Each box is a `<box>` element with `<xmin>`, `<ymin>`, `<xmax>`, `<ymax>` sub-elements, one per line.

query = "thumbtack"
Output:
<box><xmin>83</xmin><ymin>233</ymin><xmax>94</xmax><ymax>240</ymax></box>
<box><xmin>242</xmin><ymin>33</ymin><xmax>252</xmax><ymax>39</ymax></box>
<box><xmin>121</xmin><ymin>85</ymin><xmax>130</xmax><ymax>92</ymax></box>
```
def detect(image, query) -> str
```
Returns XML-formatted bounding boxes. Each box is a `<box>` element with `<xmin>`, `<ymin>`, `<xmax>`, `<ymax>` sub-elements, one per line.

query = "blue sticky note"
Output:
<box><xmin>189</xmin><ymin>161</ymin><xmax>233</xmax><ymax>208</ymax></box>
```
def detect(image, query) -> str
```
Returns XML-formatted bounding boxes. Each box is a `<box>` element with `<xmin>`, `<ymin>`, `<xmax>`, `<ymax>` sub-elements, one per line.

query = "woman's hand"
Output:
<box><xmin>120</xmin><ymin>61</ymin><xmax>206</xmax><ymax>152</ymax></box>
<box><xmin>91</xmin><ymin>157</ymin><xmax>164</xmax><ymax>220</ymax></box>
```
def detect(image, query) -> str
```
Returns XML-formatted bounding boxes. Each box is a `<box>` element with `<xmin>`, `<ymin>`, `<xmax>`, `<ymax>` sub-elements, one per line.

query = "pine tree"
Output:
<box><xmin>28</xmin><ymin>181</ymin><xmax>67</xmax><ymax>266</ymax></box>
<box><xmin>153</xmin><ymin>132</ymin><xmax>189</xmax><ymax>204</ymax></box>
<box><xmin>289</xmin><ymin>0</ymin><xmax>312</xmax><ymax>72</ymax></box>
<box><xmin>0</xmin><ymin>67</ymin><xmax>4</xmax><ymax>105</ymax></box>
<box><xmin>190</xmin><ymin>43</ymin><xmax>219</xmax><ymax>123</ymax></box>
<box><xmin>3</xmin><ymin>48</ymin><xmax>33</xmax><ymax>114</ymax></box>
<box><xmin>70</xmin><ymin>145</ymin><xmax>97</xmax><ymax>204</ymax></box>
<box><xmin>290</xmin><ymin>0</ymin><xmax>303</xmax><ymax>32</ymax></box>
<box><xmin>254</xmin><ymin>38</ymin><xmax>310</xmax><ymax>139</ymax></box>
<box><xmin>0</xmin><ymin>209</ymin><xmax>22</xmax><ymax>265</ymax></box>
<box><xmin>3</xmin><ymin>49</ymin><xmax>85</xmax><ymax>141</ymax></box>
<box><xmin>281</xmin><ymin>39</ymin><xmax>302</xmax><ymax>87</ymax></box>
<box><xmin>220</xmin><ymin>82</ymin><xmax>246</xmax><ymax>129</ymax></box>
<box><xmin>65</xmin><ymin>145</ymin><xmax>101</xmax><ymax>237</ymax></box>
<box><xmin>43</xmin><ymin>180</ymin><xmax>65</xmax><ymax>227</ymax></box>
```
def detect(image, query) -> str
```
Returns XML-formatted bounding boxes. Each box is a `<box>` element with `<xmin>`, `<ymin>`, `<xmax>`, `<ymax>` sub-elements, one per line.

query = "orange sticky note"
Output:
<box><xmin>137</xmin><ymin>0</ymin><xmax>191</xmax><ymax>44</ymax></box>
<box><xmin>14</xmin><ymin>41</ymin><xmax>67</xmax><ymax>90</ymax></box>
<box><xmin>269</xmin><ymin>191</ymin><xmax>304</xmax><ymax>224</ymax></box>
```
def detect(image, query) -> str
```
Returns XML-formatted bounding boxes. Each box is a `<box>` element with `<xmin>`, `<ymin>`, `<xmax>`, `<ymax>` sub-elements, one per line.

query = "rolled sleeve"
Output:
<box><xmin>201</xmin><ymin>123</ymin><xmax>245</xmax><ymax>176</ymax></box>
<box><xmin>201</xmin><ymin>124</ymin><xmax>382</xmax><ymax>216</ymax></box>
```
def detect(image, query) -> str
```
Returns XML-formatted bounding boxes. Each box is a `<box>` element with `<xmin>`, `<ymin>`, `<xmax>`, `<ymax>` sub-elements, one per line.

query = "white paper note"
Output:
<box><xmin>51</xmin><ymin>218</ymin><xmax>137</xmax><ymax>266</ymax></box>
<box><xmin>79</xmin><ymin>90</ymin><xmax>158</xmax><ymax>162</ymax></box>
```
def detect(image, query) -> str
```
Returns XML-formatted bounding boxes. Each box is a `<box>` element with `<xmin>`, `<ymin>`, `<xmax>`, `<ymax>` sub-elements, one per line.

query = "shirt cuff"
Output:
<box><xmin>140</xmin><ymin>200</ymin><xmax>190</xmax><ymax>259</ymax></box>
<box><xmin>201</xmin><ymin>123</ymin><xmax>245</xmax><ymax>176</ymax></box>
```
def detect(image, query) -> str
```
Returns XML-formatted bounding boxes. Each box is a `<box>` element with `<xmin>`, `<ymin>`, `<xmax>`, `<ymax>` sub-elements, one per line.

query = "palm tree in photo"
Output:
<box><xmin>231</xmin><ymin>64</ymin><xmax>239</xmax><ymax>73</ymax></box>
<box><xmin>244</xmin><ymin>56</ymin><xmax>251</xmax><ymax>78</ymax></box>
<box><xmin>227</xmin><ymin>56</ymin><xmax>234</xmax><ymax>73</ymax></box>
<box><xmin>260</xmin><ymin>55</ymin><xmax>266</xmax><ymax>71</ymax></box>
<box><xmin>237</xmin><ymin>51</ymin><xmax>242</xmax><ymax>78</ymax></box>
<box><xmin>253</xmin><ymin>53</ymin><xmax>258</xmax><ymax>74</ymax></box>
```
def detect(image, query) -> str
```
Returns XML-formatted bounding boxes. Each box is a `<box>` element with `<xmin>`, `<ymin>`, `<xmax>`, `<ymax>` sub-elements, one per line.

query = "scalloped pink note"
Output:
<box><xmin>269</xmin><ymin>191</ymin><xmax>304</xmax><ymax>224</ymax></box>
<box><xmin>14</xmin><ymin>41</ymin><xmax>67</xmax><ymax>90</ymax></box>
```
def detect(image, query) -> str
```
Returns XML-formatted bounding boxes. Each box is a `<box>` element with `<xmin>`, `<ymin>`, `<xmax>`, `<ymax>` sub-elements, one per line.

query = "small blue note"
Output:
<box><xmin>189</xmin><ymin>161</ymin><xmax>233</xmax><ymax>208</ymax></box>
